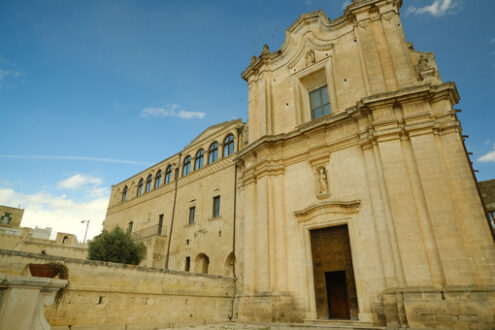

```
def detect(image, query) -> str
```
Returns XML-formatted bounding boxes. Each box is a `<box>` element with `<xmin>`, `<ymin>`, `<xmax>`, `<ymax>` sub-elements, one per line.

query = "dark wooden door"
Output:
<box><xmin>310</xmin><ymin>225</ymin><xmax>358</xmax><ymax>320</ymax></box>
<box><xmin>326</xmin><ymin>271</ymin><xmax>350</xmax><ymax>319</ymax></box>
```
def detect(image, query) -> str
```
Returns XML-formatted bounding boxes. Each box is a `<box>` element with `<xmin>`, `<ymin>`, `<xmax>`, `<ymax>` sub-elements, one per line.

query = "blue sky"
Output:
<box><xmin>1</xmin><ymin>0</ymin><xmax>494</xmax><ymax>241</ymax></box>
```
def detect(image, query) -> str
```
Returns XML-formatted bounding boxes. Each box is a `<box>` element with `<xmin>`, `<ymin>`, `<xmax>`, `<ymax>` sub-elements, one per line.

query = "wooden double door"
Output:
<box><xmin>310</xmin><ymin>225</ymin><xmax>358</xmax><ymax>320</ymax></box>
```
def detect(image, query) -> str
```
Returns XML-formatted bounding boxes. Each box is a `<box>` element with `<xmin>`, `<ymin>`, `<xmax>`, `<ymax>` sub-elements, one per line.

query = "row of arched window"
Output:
<box><xmin>182</xmin><ymin>134</ymin><xmax>234</xmax><ymax>176</ymax></box>
<box><xmin>121</xmin><ymin>133</ymin><xmax>235</xmax><ymax>203</ymax></box>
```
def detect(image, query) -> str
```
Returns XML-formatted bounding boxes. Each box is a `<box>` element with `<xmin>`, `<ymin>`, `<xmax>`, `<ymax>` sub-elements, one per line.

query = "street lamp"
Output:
<box><xmin>81</xmin><ymin>220</ymin><xmax>90</xmax><ymax>244</ymax></box>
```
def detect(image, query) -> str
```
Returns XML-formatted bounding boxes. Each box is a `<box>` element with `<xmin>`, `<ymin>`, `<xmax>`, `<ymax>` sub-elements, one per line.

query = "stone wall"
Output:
<box><xmin>0</xmin><ymin>229</ymin><xmax>88</xmax><ymax>260</ymax></box>
<box><xmin>0</xmin><ymin>205</ymin><xmax>24</xmax><ymax>227</ymax></box>
<box><xmin>0</xmin><ymin>249</ymin><xmax>235</xmax><ymax>329</ymax></box>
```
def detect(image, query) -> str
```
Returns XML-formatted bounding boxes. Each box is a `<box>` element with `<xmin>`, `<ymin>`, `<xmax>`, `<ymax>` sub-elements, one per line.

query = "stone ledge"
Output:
<box><xmin>0</xmin><ymin>249</ymin><xmax>234</xmax><ymax>281</ymax></box>
<box><xmin>0</xmin><ymin>273</ymin><xmax>67</xmax><ymax>290</ymax></box>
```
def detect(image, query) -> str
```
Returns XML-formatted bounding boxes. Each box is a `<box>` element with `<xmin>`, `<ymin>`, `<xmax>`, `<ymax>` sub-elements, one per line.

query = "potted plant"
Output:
<box><xmin>28</xmin><ymin>263</ymin><xmax>59</xmax><ymax>278</ymax></box>
<box><xmin>28</xmin><ymin>262</ymin><xmax>69</xmax><ymax>279</ymax></box>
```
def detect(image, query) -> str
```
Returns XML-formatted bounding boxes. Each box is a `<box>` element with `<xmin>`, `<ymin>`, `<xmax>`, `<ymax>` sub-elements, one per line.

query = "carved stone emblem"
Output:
<box><xmin>305</xmin><ymin>49</ymin><xmax>316</xmax><ymax>66</ymax></box>
<box><xmin>418</xmin><ymin>54</ymin><xmax>430</xmax><ymax>71</ymax></box>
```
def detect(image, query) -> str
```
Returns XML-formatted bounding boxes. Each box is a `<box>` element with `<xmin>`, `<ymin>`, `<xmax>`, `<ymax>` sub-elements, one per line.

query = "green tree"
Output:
<box><xmin>88</xmin><ymin>227</ymin><xmax>146</xmax><ymax>265</ymax></box>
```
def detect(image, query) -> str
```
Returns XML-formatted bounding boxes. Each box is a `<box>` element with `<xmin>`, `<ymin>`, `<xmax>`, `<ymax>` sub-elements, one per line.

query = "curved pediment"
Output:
<box><xmin>242</xmin><ymin>10</ymin><xmax>351</xmax><ymax>80</ymax></box>
<box><xmin>294</xmin><ymin>200</ymin><xmax>360</xmax><ymax>223</ymax></box>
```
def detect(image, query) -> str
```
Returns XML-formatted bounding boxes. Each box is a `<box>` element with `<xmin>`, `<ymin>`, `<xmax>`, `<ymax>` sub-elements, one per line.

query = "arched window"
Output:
<box><xmin>208</xmin><ymin>142</ymin><xmax>218</xmax><ymax>164</ymax></box>
<box><xmin>155</xmin><ymin>170</ymin><xmax>162</xmax><ymax>188</ymax></box>
<box><xmin>183</xmin><ymin>155</ymin><xmax>191</xmax><ymax>176</ymax></box>
<box><xmin>145</xmin><ymin>174</ymin><xmax>152</xmax><ymax>192</ymax></box>
<box><xmin>165</xmin><ymin>165</ymin><xmax>173</xmax><ymax>184</ymax></box>
<box><xmin>194</xmin><ymin>149</ymin><xmax>204</xmax><ymax>171</ymax></box>
<box><xmin>122</xmin><ymin>186</ymin><xmax>128</xmax><ymax>202</ymax></box>
<box><xmin>224</xmin><ymin>252</ymin><xmax>235</xmax><ymax>276</ymax></box>
<box><xmin>194</xmin><ymin>253</ymin><xmax>210</xmax><ymax>274</ymax></box>
<box><xmin>137</xmin><ymin>178</ymin><xmax>144</xmax><ymax>196</ymax></box>
<box><xmin>223</xmin><ymin>134</ymin><xmax>234</xmax><ymax>157</ymax></box>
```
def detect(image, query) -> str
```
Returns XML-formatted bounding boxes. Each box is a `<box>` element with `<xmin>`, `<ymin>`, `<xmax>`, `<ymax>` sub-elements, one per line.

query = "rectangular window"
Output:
<box><xmin>310</xmin><ymin>85</ymin><xmax>331</xmax><ymax>120</ymax></box>
<box><xmin>188</xmin><ymin>207</ymin><xmax>196</xmax><ymax>225</ymax></box>
<box><xmin>127</xmin><ymin>221</ymin><xmax>133</xmax><ymax>233</ymax></box>
<box><xmin>185</xmin><ymin>256</ymin><xmax>191</xmax><ymax>272</ymax></box>
<box><xmin>158</xmin><ymin>214</ymin><xmax>163</xmax><ymax>234</ymax></box>
<box><xmin>213</xmin><ymin>196</ymin><xmax>220</xmax><ymax>218</ymax></box>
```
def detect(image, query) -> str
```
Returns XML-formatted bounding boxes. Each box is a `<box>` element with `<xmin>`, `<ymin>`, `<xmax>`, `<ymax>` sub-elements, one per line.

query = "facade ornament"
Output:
<box><xmin>305</xmin><ymin>49</ymin><xmax>316</xmax><ymax>66</ymax></box>
<box><xmin>382</xmin><ymin>12</ymin><xmax>395</xmax><ymax>21</ymax></box>
<box><xmin>260</xmin><ymin>44</ymin><xmax>271</xmax><ymax>57</ymax></box>
<box><xmin>418</xmin><ymin>54</ymin><xmax>430</xmax><ymax>71</ymax></box>
<box><xmin>318</xmin><ymin>167</ymin><xmax>328</xmax><ymax>194</ymax></box>
<box><xmin>250</xmin><ymin>55</ymin><xmax>257</xmax><ymax>65</ymax></box>
<box><xmin>358</xmin><ymin>19</ymin><xmax>370</xmax><ymax>30</ymax></box>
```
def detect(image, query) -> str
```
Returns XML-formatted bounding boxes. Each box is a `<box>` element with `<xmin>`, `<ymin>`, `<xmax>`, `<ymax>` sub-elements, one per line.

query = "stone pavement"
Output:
<box><xmin>157</xmin><ymin>321</ymin><xmax>386</xmax><ymax>330</ymax></box>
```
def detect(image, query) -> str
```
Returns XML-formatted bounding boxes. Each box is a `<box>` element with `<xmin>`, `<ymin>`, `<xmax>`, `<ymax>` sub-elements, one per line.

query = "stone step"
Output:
<box><xmin>300</xmin><ymin>319</ymin><xmax>386</xmax><ymax>329</ymax></box>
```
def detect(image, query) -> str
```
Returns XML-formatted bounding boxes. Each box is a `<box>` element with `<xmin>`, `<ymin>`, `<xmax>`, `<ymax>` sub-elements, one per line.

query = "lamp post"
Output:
<box><xmin>81</xmin><ymin>220</ymin><xmax>90</xmax><ymax>244</ymax></box>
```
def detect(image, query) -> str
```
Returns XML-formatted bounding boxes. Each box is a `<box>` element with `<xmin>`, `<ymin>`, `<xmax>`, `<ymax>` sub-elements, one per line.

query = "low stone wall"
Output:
<box><xmin>0</xmin><ymin>231</ymin><xmax>88</xmax><ymax>260</ymax></box>
<box><xmin>0</xmin><ymin>249</ymin><xmax>235</xmax><ymax>329</ymax></box>
<box><xmin>381</xmin><ymin>287</ymin><xmax>495</xmax><ymax>329</ymax></box>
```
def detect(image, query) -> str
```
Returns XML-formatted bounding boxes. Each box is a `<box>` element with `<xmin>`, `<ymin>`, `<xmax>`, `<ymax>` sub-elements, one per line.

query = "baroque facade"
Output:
<box><xmin>104</xmin><ymin>0</ymin><xmax>495</xmax><ymax>328</ymax></box>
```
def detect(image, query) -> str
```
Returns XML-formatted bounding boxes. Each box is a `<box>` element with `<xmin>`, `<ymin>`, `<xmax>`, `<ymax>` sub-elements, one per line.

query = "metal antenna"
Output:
<box><xmin>81</xmin><ymin>220</ymin><xmax>90</xmax><ymax>244</ymax></box>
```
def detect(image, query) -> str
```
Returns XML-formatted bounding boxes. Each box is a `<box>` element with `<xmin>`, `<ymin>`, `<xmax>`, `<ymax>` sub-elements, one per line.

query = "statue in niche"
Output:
<box><xmin>418</xmin><ymin>54</ymin><xmax>430</xmax><ymax>71</ymax></box>
<box><xmin>318</xmin><ymin>167</ymin><xmax>328</xmax><ymax>194</ymax></box>
<box><xmin>305</xmin><ymin>49</ymin><xmax>316</xmax><ymax>66</ymax></box>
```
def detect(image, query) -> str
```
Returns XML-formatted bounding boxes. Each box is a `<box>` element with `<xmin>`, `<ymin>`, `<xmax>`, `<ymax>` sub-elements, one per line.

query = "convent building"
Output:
<box><xmin>103</xmin><ymin>0</ymin><xmax>495</xmax><ymax>328</ymax></box>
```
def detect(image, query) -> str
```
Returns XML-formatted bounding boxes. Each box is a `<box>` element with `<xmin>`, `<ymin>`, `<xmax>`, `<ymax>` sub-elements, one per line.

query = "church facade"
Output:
<box><xmin>104</xmin><ymin>0</ymin><xmax>495</xmax><ymax>328</ymax></box>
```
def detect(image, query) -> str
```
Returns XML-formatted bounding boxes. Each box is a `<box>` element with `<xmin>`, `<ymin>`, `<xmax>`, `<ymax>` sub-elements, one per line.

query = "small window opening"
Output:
<box><xmin>188</xmin><ymin>207</ymin><xmax>196</xmax><ymax>225</ymax></box>
<box><xmin>158</xmin><ymin>214</ymin><xmax>163</xmax><ymax>235</ymax></box>
<box><xmin>185</xmin><ymin>256</ymin><xmax>191</xmax><ymax>272</ymax></box>
<box><xmin>213</xmin><ymin>196</ymin><xmax>221</xmax><ymax>218</ymax></box>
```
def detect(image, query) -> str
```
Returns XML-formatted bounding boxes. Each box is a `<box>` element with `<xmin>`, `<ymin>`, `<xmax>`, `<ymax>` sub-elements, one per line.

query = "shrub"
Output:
<box><xmin>88</xmin><ymin>227</ymin><xmax>146</xmax><ymax>265</ymax></box>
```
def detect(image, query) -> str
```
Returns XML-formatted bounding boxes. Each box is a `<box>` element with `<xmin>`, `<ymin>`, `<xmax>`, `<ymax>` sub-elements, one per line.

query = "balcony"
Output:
<box><xmin>131</xmin><ymin>224</ymin><xmax>167</xmax><ymax>241</ymax></box>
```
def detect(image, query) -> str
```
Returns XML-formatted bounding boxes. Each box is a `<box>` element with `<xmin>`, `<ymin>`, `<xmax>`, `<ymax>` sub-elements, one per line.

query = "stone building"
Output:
<box><xmin>479</xmin><ymin>179</ymin><xmax>495</xmax><ymax>237</ymax></box>
<box><xmin>0</xmin><ymin>205</ymin><xmax>88</xmax><ymax>259</ymax></box>
<box><xmin>104</xmin><ymin>0</ymin><xmax>495</xmax><ymax>328</ymax></box>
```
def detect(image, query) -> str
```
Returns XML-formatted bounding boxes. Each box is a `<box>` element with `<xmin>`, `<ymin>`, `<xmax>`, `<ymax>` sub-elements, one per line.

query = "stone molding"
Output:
<box><xmin>294</xmin><ymin>200</ymin><xmax>361</xmax><ymax>222</ymax></box>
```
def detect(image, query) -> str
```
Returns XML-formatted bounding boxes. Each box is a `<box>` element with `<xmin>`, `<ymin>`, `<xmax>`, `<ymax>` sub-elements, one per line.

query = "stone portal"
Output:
<box><xmin>310</xmin><ymin>225</ymin><xmax>358</xmax><ymax>320</ymax></box>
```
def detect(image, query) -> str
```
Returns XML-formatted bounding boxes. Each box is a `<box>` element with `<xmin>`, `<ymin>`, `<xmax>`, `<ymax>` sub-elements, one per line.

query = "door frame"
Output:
<box><xmin>294</xmin><ymin>200</ymin><xmax>364</xmax><ymax>321</ymax></box>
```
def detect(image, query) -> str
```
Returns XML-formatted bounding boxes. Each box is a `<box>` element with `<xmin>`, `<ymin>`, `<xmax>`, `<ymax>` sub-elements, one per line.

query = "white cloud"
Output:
<box><xmin>478</xmin><ymin>146</ymin><xmax>495</xmax><ymax>163</ymax></box>
<box><xmin>0</xmin><ymin>68</ymin><xmax>21</xmax><ymax>87</ymax></box>
<box><xmin>0</xmin><ymin>186</ymin><xmax>108</xmax><ymax>242</ymax></box>
<box><xmin>57</xmin><ymin>174</ymin><xmax>102</xmax><ymax>189</ymax></box>
<box><xmin>490</xmin><ymin>38</ymin><xmax>495</xmax><ymax>44</ymax></box>
<box><xmin>341</xmin><ymin>0</ymin><xmax>352</xmax><ymax>10</ymax></box>
<box><xmin>0</xmin><ymin>155</ymin><xmax>150</xmax><ymax>165</ymax></box>
<box><xmin>141</xmin><ymin>104</ymin><xmax>206</xmax><ymax>120</ymax></box>
<box><xmin>0</xmin><ymin>57</ymin><xmax>22</xmax><ymax>87</ymax></box>
<box><xmin>406</xmin><ymin>0</ymin><xmax>460</xmax><ymax>17</ymax></box>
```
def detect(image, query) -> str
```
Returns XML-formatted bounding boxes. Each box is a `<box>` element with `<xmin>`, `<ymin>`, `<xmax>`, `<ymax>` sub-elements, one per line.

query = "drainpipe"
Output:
<box><xmin>232</xmin><ymin>126</ymin><xmax>242</xmax><ymax>277</ymax></box>
<box><xmin>229</xmin><ymin>125</ymin><xmax>242</xmax><ymax>320</ymax></box>
<box><xmin>165</xmin><ymin>152</ymin><xmax>182</xmax><ymax>269</ymax></box>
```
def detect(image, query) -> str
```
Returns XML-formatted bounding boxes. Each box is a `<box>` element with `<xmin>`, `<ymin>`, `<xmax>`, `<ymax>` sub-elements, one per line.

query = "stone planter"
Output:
<box><xmin>28</xmin><ymin>264</ymin><xmax>59</xmax><ymax>278</ymax></box>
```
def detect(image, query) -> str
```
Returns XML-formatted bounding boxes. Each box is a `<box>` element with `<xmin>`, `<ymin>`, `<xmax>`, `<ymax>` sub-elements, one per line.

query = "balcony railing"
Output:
<box><xmin>131</xmin><ymin>224</ymin><xmax>167</xmax><ymax>241</ymax></box>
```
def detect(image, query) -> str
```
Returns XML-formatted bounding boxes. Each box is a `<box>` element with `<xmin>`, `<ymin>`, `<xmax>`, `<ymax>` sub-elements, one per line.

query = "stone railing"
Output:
<box><xmin>131</xmin><ymin>224</ymin><xmax>167</xmax><ymax>241</ymax></box>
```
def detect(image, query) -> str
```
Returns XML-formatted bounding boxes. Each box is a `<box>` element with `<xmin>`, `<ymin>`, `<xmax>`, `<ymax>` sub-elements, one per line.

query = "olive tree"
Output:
<box><xmin>88</xmin><ymin>227</ymin><xmax>146</xmax><ymax>265</ymax></box>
